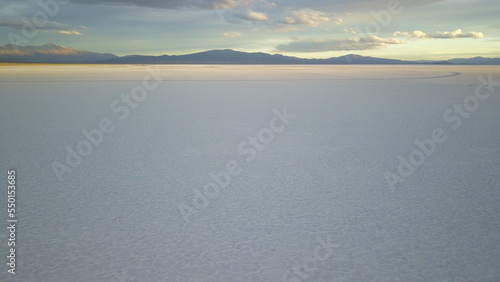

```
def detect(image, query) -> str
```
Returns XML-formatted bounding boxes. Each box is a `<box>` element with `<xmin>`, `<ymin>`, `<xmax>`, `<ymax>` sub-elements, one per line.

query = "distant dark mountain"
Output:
<box><xmin>0</xmin><ymin>43</ymin><xmax>117</xmax><ymax>63</ymax></box>
<box><xmin>1</xmin><ymin>44</ymin><xmax>499</xmax><ymax>65</ymax></box>
<box><xmin>446</xmin><ymin>57</ymin><xmax>500</xmax><ymax>65</ymax></box>
<box><xmin>105</xmin><ymin>50</ymin><xmax>310</xmax><ymax>64</ymax></box>
<box><xmin>323</xmin><ymin>54</ymin><xmax>413</xmax><ymax>64</ymax></box>
<box><xmin>102</xmin><ymin>50</ymin><xmax>411</xmax><ymax>65</ymax></box>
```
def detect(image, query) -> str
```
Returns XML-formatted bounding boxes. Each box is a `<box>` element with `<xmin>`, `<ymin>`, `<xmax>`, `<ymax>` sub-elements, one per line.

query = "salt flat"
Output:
<box><xmin>0</xmin><ymin>64</ymin><xmax>499</xmax><ymax>281</ymax></box>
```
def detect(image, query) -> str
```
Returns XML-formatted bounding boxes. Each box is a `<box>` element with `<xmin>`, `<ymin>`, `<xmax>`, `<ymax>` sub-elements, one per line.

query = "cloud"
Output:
<box><xmin>213</xmin><ymin>0</ymin><xmax>240</xmax><ymax>9</ymax></box>
<box><xmin>394</xmin><ymin>29</ymin><xmax>484</xmax><ymax>39</ymax></box>
<box><xmin>233</xmin><ymin>9</ymin><xmax>269</xmax><ymax>21</ymax></box>
<box><xmin>276</xmin><ymin>35</ymin><xmax>405</xmax><ymax>52</ymax></box>
<box><xmin>281</xmin><ymin>0</ymin><xmax>444</xmax><ymax>12</ymax></box>
<box><xmin>273</xmin><ymin>26</ymin><xmax>300</xmax><ymax>33</ymax></box>
<box><xmin>0</xmin><ymin>17</ymin><xmax>86</xmax><ymax>31</ymax></box>
<box><xmin>214</xmin><ymin>0</ymin><xmax>276</xmax><ymax>9</ymax></box>
<box><xmin>223</xmin><ymin>31</ymin><xmax>242</xmax><ymax>38</ymax></box>
<box><xmin>57</xmin><ymin>30</ymin><xmax>83</xmax><ymax>35</ymax></box>
<box><xmin>68</xmin><ymin>0</ymin><xmax>213</xmax><ymax>9</ymax></box>
<box><xmin>68</xmin><ymin>0</ymin><xmax>272</xmax><ymax>10</ymax></box>
<box><xmin>344</xmin><ymin>27</ymin><xmax>358</xmax><ymax>34</ymax></box>
<box><xmin>283</xmin><ymin>9</ymin><xmax>331</xmax><ymax>27</ymax></box>
<box><xmin>66</xmin><ymin>0</ymin><xmax>444</xmax><ymax>11</ymax></box>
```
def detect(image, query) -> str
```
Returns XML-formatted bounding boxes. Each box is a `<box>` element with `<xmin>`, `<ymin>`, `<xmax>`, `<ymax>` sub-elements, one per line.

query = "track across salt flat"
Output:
<box><xmin>0</xmin><ymin>67</ymin><xmax>462</xmax><ymax>82</ymax></box>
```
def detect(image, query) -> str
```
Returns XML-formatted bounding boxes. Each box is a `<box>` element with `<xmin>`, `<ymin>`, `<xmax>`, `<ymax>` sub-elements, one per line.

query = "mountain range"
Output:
<box><xmin>0</xmin><ymin>43</ymin><xmax>118</xmax><ymax>63</ymax></box>
<box><xmin>1</xmin><ymin>44</ymin><xmax>499</xmax><ymax>65</ymax></box>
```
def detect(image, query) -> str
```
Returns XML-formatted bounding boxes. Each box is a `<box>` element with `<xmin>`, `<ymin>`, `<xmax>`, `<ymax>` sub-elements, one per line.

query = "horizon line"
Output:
<box><xmin>2</xmin><ymin>43</ymin><xmax>500</xmax><ymax>62</ymax></box>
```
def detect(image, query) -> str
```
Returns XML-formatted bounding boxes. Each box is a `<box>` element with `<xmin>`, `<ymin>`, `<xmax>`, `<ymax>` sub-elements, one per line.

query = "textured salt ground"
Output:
<box><xmin>0</xmin><ymin>65</ymin><xmax>499</xmax><ymax>281</ymax></box>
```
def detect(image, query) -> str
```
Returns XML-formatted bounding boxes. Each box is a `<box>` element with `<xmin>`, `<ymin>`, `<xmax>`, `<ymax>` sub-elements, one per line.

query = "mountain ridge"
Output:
<box><xmin>0</xmin><ymin>43</ymin><xmax>118</xmax><ymax>63</ymax></box>
<box><xmin>1</xmin><ymin>44</ymin><xmax>499</xmax><ymax>65</ymax></box>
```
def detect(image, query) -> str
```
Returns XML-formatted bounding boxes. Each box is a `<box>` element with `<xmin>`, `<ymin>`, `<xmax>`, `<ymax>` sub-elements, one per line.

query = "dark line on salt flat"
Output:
<box><xmin>0</xmin><ymin>72</ymin><xmax>462</xmax><ymax>83</ymax></box>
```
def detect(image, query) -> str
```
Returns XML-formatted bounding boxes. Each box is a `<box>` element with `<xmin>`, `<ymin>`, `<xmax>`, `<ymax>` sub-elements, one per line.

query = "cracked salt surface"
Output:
<box><xmin>0</xmin><ymin>65</ymin><xmax>499</xmax><ymax>281</ymax></box>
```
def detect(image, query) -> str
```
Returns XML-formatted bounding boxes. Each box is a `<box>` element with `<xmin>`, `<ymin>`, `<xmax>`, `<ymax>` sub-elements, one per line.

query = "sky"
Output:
<box><xmin>0</xmin><ymin>0</ymin><xmax>499</xmax><ymax>60</ymax></box>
